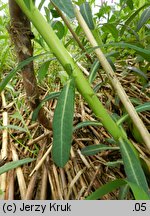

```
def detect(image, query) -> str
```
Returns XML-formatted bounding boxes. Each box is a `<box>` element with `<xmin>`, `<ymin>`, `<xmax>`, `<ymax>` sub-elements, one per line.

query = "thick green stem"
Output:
<box><xmin>14</xmin><ymin>1</ymin><xmax>125</xmax><ymax>141</ymax></box>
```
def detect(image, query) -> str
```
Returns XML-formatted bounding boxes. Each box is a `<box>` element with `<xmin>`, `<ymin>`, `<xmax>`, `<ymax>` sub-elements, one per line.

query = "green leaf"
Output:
<box><xmin>119</xmin><ymin>137</ymin><xmax>149</xmax><ymax>194</ymax></box>
<box><xmin>75</xmin><ymin>0</ymin><xmax>85</xmax><ymax>6</ymax></box>
<box><xmin>38</xmin><ymin>60</ymin><xmax>50</xmax><ymax>81</ymax></box>
<box><xmin>51</xmin><ymin>0</ymin><xmax>75</xmax><ymax>19</ymax></box>
<box><xmin>51</xmin><ymin>21</ymin><xmax>65</xmax><ymax>40</ymax></box>
<box><xmin>64</xmin><ymin>64</ymin><xmax>73</xmax><ymax>76</ymax></box>
<box><xmin>127</xmin><ymin>181</ymin><xmax>150</xmax><ymax>200</ymax></box>
<box><xmin>85</xmin><ymin>179</ymin><xmax>150</xmax><ymax>200</ymax></box>
<box><xmin>106</xmin><ymin>160</ymin><xmax>123</xmax><ymax>167</ymax></box>
<box><xmin>32</xmin><ymin>92</ymin><xmax>60</xmax><ymax>121</ymax></box>
<box><xmin>10</xmin><ymin>111</ymin><xmax>23</xmax><ymax>121</ymax></box>
<box><xmin>89</xmin><ymin>60</ymin><xmax>100</xmax><ymax>84</ymax></box>
<box><xmin>120</xmin><ymin>3</ymin><xmax>150</xmax><ymax>36</ymax></box>
<box><xmin>38</xmin><ymin>0</ymin><xmax>45</xmax><ymax>10</ymax></box>
<box><xmin>106</xmin><ymin>57</ymin><xmax>116</xmax><ymax>72</ymax></box>
<box><xmin>0</xmin><ymin>35</ymin><xmax>9</xmax><ymax>40</ymax></box>
<box><xmin>0</xmin><ymin>125</ymin><xmax>27</xmax><ymax>133</ymax></box>
<box><xmin>105</xmin><ymin>51</ymin><xmax>119</xmax><ymax>58</ymax></box>
<box><xmin>85</xmin><ymin>179</ymin><xmax>127</xmax><ymax>200</ymax></box>
<box><xmin>86</xmin><ymin>179</ymin><xmax>150</xmax><ymax>200</ymax></box>
<box><xmin>58</xmin><ymin>71</ymin><xmax>69</xmax><ymax>85</ymax></box>
<box><xmin>127</xmin><ymin>66</ymin><xmax>148</xmax><ymax>81</ymax></box>
<box><xmin>102</xmin><ymin>23</ymin><xmax>118</xmax><ymax>39</ymax></box>
<box><xmin>0</xmin><ymin>158</ymin><xmax>35</xmax><ymax>175</ymax></box>
<box><xmin>52</xmin><ymin>79</ymin><xmax>75</xmax><ymax>167</ymax></box>
<box><xmin>118</xmin><ymin>184</ymin><xmax>129</xmax><ymax>200</ymax></box>
<box><xmin>50</xmin><ymin>9</ymin><xmax>60</xmax><ymax>18</ymax></box>
<box><xmin>117</xmin><ymin>102</ymin><xmax>150</xmax><ymax>125</ymax></box>
<box><xmin>44</xmin><ymin>6</ymin><xmax>51</xmax><ymax>23</ymax></box>
<box><xmin>74</xmin><ymin>120</ymin><xmax>102</xmax><ymax>131</ymax></box>
<box><xmin>81</xmin><ymin>144</ymin><xmax>119</xmax><ymax>156</ymax></box>
<box><xmin>23</xmin><ymin>0</ymin><xmax>33</xmax><ymax>10</ymax></box>
<box><xmin>0</xmin><ymin>4</ymin><xmax>7</xmax><ymax>12</ymax></box>
<box><xmin>106</xmin><ymin>42</ymin><xmax>150</xmax><ymax>62</ymax></box>
<box><xmin>136</xmin><ymin>7</ymin><xmax>150</xmax><ymax>31</ymax></box>
<box><xmin>126</xmin><ymin>0</ymin><xmax>133</xmax><ymax>10</ymax></box>
<box><xmin>0</xmin><ymin>53</ymin><xmax>48</xmax><ymax>93</ymax></box>
<box><xmin>80</xmin><ymin>2</ymin><xmax>95</xmax><ymax>30</ymax></box>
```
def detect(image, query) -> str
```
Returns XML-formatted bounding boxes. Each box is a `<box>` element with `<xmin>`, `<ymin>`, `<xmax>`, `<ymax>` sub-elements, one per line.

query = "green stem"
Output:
<box><xmin>15</xmin><ymin>0</ymin><xmax>125</xmax><ymax>141</ymax></box>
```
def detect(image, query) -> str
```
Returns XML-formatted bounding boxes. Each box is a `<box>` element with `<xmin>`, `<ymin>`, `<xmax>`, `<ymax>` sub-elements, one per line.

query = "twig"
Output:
<box><xmin>84</xmin><ymin>165</ymin><xmax>101</xmax><ymax>197</ymax></box>
<box><xmin>77</xmin><ymin>149</ymin><xmax>91</xmax><ymax>169</ymax></box>
<box><xmin>65</xmin><ymin>164</ymin><xmax>78</xmax><ymax>198</ymax></box>
<box><xmin>29</xmin><ymin>145</ymin><xmax>52</xmax><ymax>177</ymax></box>
<box><xmin>27</xmin><ymin>131</ymin><xmax>52</xmax><ymax>146</ymax></box>
<box><xmin>66</xmin><ymin>167</ymin><xmax>86</xmax><ymax>200</ymax></box>
<box><xmin>46</xmin><ymin>157</ymin><xmax>57</xmax><ymax>200</ymax></box>
<box><xmin>67</xmin><ymin>148</ymin><xmax>87</xmax><ymax>199</ymax></box>
<box><xmin>77</xmin><ymin>186</ymin><xmax>87</xmax><ymax>200</ymax></box>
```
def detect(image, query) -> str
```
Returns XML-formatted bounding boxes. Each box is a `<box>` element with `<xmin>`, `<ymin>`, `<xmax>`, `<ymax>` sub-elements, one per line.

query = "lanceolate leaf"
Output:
<box><xmin>38</xmin><ymin>60</ymin><xmax>51</xmax><ymax>81</ymax></box>
<box><xmin>117</xmin><ymin>102</ymin><xmax>150</xmax><ymax>125</ymax></box>
<box><xmin>89</xmin><ymin>60</ymin><xmax>100</xmax><ymax>84</ymax></box>
<box><xmin>136</xmin><ymin>7</ymin><xmax>150</xmax><ymax>31</ymax></box>
<box><xmin>80</xmin><ymin>2</ymin><xmax>95</xmax><ymax>30</ymax></box>
<box><xmin>0</xmin><ymin>158</ymin><xmax>35</xmax><ymax>175</ymax></box>
<box><xmin>127</xmin><ymin>181</ymin><xmax>150</xmax><ymax>200</ymax></box>
<box><xmin>118</xmin><ymin>184</ymin><xmax>129</xmax><ymax>200</ymax></box>
<box><xmin>106</xmin><ymin>42</ymin><xmax>150</xmax><ymax>62</ymax></box>
<box><xmin>119</xmin><ymin>138</ymin><xmax>149</xmax><ymax>195</ymax></box>
<box><xmin>106</xmin><ymin>160</ymin><xmax>123</xmax><ymax>167</ymax></box>
<box><xmin>120</xmin><ymin>3</ymin><xmax>149</xmax><ymax>35</ymax></box>
<box><xmin>81</xmin><ymin>144</ymin><xmax>119</xmax><ymax>156</ymax></box>
<box><xmin>51</xmin><ymin>0</ymin><xmax>75</xmax><ymax>19</ymax></box>
<box><xmin>38</xmin><ymin>0</ymin><xmax>45</xmax><ymax>10</ymax></box>
<box><xmin>127</xmin><ymin>66</ymin><xmax>148</xmax><ymax>80</ymax></box>
<box><xmin>85</xmin><ymin>179</ymin><xmax>127</xmax><ymax>200</ymax></box>
<box><xmin>52</xmin><ymin>79</ymin><xmax>75</xmax><ymax>167</ymax></box>
<box><xmin>85</xmin><ymin>179</ymin><xmax>150</xmax><ymax>200</ymax></box>
<box><xmin>126</xmin><ymin>0</ymin><xmax>133</xmax><ymax>10</ymax></box>
<box><xmin>51</xmin><ymin>20</ymin><xmax>65</xmax><ymax>39</ymax></box>
<box><xmin>102</xmin><ymin>23</ymin><xmax>118</xmax><ymax>39</ymax></box>
<box><xmin>0</xmin><ymin>125</ymin><xmax>27</xmax><ymax>133</ymax></box>
<box><xmin>74</xmin><ymin>121</ymin><xmax>102</xmax><ymax>131</ymax></box>
<box><xmin>23</xmin><ymin>0</ymin><xmax>33</xmax><ymax>10</ymax></box>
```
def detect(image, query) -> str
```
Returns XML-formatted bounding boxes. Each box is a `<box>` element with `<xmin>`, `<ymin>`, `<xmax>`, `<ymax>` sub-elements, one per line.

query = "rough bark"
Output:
<box><xmin>8</xmin><ymin>1</ymin><xmax>52</xmax><ymax>130</ymax></box>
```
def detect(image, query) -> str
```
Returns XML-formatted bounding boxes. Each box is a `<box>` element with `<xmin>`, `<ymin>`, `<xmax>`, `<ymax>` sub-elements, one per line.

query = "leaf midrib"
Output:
<box><xmin>59</xmin><ymin>82</ymin><xmax>70</xmax><ymax>163</ymax></box>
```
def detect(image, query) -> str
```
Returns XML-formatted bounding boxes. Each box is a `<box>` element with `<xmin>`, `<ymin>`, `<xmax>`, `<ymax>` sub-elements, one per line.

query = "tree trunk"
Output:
<box><xmin>8</xmin><ymin>0</ymin><xmax>52</xmax><ymax>130</ymax></box>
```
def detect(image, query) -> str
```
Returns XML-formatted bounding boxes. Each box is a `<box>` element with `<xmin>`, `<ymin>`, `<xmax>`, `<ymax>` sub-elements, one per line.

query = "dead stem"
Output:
<box><xmin>40</xmin><ymin>164</ymin><xmax>48</xmax><ymax>200</ymax></box>
<box><xmin>29</xmin><ymin>145</ymin><xmax>52</xmax><ymax>177</ymax></box>
<box><xmin>0</xmin><ymin>91</ymin><xmax>9</xmax><ymax>200</ymax></box>
<box><xmin>25</xmin><ymin>144</ymin><xmax>46</xmax><ymax>200</ymax></box>
<box><xmin>11</xmin><ymin>144</ymin><xmax>26</xmax><ymax>199</ymax></box>
<box><xmin>52</xmin><ymin>165</ymin><xmax>63</xmax><ymax>200</ymax></box>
